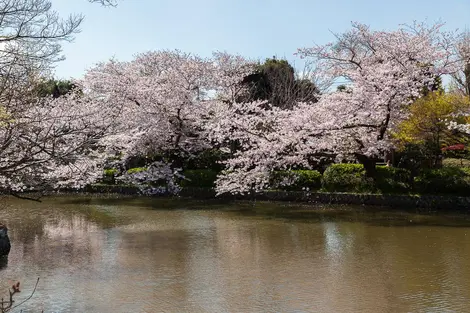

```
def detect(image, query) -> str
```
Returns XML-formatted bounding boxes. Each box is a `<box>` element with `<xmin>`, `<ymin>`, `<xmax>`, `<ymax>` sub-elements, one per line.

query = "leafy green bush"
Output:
<box><xmin>292</xmin><ymin>170</ymin><xmax>322</xmax><ymax>190</ymax></box>
<box><xmin>461</xmin><ymin>167</ymin><xmax>470</xmax><ymax>176</ymax></box>
<box><xmin>322</xmin><ymin>164</ymin><xmax>373</xmax><ymax>192</ymax></box>
<box><xmin>180</xmin><ymin>169</ymin><xmax>219</xmax><ymax>188</ymax></box>
<box><xmin>104</xmin><ymin>169</ymin><xmax>118</xmax><ymax>176</ymax></box>
<box><xmin>443</xmin><ymin>158</ymin><xmax>470</xmax><ymax>168</ymax></box>
<box><xmin>126</xmin><ymin>167</ymin><xmax>147</xmax><ymax>175</ymax></box>
<box><xmin>271</xmin><ymin>170</ymin><xmax>322</xmax><ymax>191</ymax></box>
<box><xmin>395</xmin><ymin>142</ymin><xmax>440</xmax><ymax>172</ymax></box>
<box><xmin>443</xmin><ymin>148</ymin><xmax>470</xmax><ymax>161</ymax></box>
<box><xmin>322</xmin><ymin>164</ymin><xmax>412</xmax><ymax>193</ymax></box>
<box><xmin>414</xmin><ymin>167</ymin><xmax>470</xmax><ymax>195</ymax></box>
<box><xmin>375</xmin><ymin>166</ymin><xmax>411</xmax><ymax>193</ymax></box>
<box><xmin>102</xmin><ymin>168</ymin><xmax>118</xmax><ymax>185</ymax></box>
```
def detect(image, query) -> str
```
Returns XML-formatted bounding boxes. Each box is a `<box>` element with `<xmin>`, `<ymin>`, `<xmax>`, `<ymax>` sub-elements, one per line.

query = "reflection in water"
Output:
<box><xmin>0</xmin><ymin>197</ymin><xmax>469</xmax><ymax>312</ymax></box>
<box><xmin>0</xmin><ymin>257</ymin><xmax>7</xmax><ymax>270</ymax></box>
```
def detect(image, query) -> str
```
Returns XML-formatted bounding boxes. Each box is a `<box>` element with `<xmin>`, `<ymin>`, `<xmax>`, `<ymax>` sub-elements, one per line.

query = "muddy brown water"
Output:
<box><xmin>0</xmin><ymin>196</ymin><xmax>470</xmax><ymax>312</ymax></box>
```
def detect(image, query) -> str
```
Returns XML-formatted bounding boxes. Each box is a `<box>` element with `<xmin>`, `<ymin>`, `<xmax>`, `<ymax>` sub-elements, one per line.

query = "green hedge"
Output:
<box><xmin>443</xmin><ymin>158</ymin><xmax>470</xmax><ymax>168</ymax></box>
<box><xmin>322</xmin><ymin>164</ymin><xmax>412</xmax><ymax>193</ymax></box>
<box><xmin>414</xmin><ymin>167</ymin><xmax>470</xmax><ymax>195</ymax></box>
<box><xmin>102</xmin><ymin>168</ymin><xmax>118</xmax><ymax>184</ymax></box>
<box><xmin>97</xmin><ymin>163</ymin><xmax>470</xmax><ymax>196</ymax></box>
<box><xmin>126</xmin><ymin>167</ymin><xmax>147</xmax><ymax>175</ymax></box>
<box><xmin>271</xmin><ymin>170</ymin><xmax>322</xmax><ymax>191</ymax></box>
<box><xmin>180</xmin><ymin>169</ymin><xmax>219</xmax><ymax>188</ymax></box>
<box><xmin>104</xmin><ymin>168</ymin><xmax>118</xmax><ymax>176</ymax></box>
<box><xmin>322</xmin><ymin>164</ymin><xmax>373</xmax><ymax>192</ymax></box>
<box><xmin>375</xmin><ymin>166</ymin><xmax>411</xmax><ymax>193</ymax></box>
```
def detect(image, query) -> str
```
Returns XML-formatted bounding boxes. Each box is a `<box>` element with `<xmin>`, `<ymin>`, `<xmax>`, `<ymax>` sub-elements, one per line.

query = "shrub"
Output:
<box><xmin>180</xmin><ymin>169</ymin><xmax>219</xmax><ymax>188</ymax></box>
<box><xmin>443</xmin><ymin>158</ymin><xmax>470</xmax><ymax>168</ymax></box>
<box><xmin>102</xmin><ymin>168</ymin><xmax>118</xmax><ymax>185</ymax></box>
<box><xmin>375</xmin><ymin>166</ymin><xmax>411</xmax><ymax>193</ymax></box>
<box><xmin>322</xmin><ymin>164</ymin><xmax>374</xmax><ymax>192</ymax></box>
<box><xmin>395</xmin><ymin>142</ymin><xmax>439</xmax><ymax>172</ymax></box>
<box><xmin>126</xmin><ymin>167</ymin><xmax>147</xmax><ymax>175</ymax></box>
<box><xmin>104</xmin><ymin>168</ymin><xmax>118</xmax><ymax>176</ymax></box>
<box><xmin>461</xmin><ymin>167</ymin><xmax>470</xmax><ymax>176</ymax></box>
<box><xmin>321</xmin><ymin>164</ymin><xmax>412</xmax><ymax>193</ymax></box>
<box><xmin>292</xmin><ymin>170</ymin><xmax>322</xmax><ymax>190</ymax></box>
<box><xmin>414</xmin><ymin>167</ymin><xmax>470</xmax><ymax>195</ymax></box>
<box><xmin>271</xmin><ymin>170</ymin><xmax>322</xmax><ymax>191</ymax></box>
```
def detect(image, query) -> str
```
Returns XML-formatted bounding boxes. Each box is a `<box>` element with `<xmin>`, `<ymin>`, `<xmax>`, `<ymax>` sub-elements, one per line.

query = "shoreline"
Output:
<box><xmin>18</xmin><ymin>185</ymin><xmax>469</xmax><ymax>211</ymax></box>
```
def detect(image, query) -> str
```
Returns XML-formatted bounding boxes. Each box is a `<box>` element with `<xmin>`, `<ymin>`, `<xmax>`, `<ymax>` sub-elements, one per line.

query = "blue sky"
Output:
<box><xmin>51</xmin><ymin>0</ymin><xmax>470</xmax><ymax>79</ymax></box>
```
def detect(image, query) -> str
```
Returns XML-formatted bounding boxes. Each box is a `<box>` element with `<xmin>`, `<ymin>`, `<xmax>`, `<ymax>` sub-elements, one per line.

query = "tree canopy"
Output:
<box><xmin>240</xmin><ymin>58</ymin><xmax>319</xmax><ymax>109</ymax></box>
<box><xmin>34</xmin><ymin>79</ymin><xmax>80</xmax><ymax>98</ymax></box>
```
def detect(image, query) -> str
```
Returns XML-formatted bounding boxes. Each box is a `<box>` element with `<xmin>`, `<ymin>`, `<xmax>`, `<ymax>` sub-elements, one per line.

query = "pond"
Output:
<box><xmin>1</xmin><ymin>196</ymin><xmax>470</xmax><ymax>312</ymax></box>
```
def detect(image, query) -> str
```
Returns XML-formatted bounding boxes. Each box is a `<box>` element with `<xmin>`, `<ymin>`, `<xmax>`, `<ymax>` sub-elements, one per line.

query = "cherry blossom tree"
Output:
<box><xmin>0</xmin><ymin>0</ymin><xmax>124</xmax><ymax>197</ymax></box>
<box><xmin>209</xmin><ymin>22</ymin><xmax>459</xmax><ymax>194</ymax></box>
<box><xmin>450</xmin><ymin>30</ymin><xmax>470</xmax><ymax>97</ymax></box>
<box><xmin>0</xmin><ymin>76</ymin><xmax>120</xmax><ymax>195</ymax></box>
<box><xmin>83</xmin><ymin>50</ymin><xmax>254</xmax><ymax>193</ymax></box>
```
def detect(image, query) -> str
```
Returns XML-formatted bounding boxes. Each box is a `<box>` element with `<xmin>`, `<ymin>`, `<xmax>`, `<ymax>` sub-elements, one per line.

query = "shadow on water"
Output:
<box><xmin>228</xmin><ymin>202</ymin><xmax>470</xmax><ymax>228</ymax></box>
<box><xmin>53</xmin><ymin>195</ymin><xmax>232</xmax><ymax>210</ymax></box>
<box><xmin>49</xmin><ymin>195</ymin><xmax>470</xmax><ymax>228</ymax></box>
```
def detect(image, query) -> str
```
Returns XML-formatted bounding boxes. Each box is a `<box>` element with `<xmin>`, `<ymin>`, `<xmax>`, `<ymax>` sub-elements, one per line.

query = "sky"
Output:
<box><xmin>51</xmin><ymin>0</ymin><xmax>470</xmax><ymax>79</ymax></box>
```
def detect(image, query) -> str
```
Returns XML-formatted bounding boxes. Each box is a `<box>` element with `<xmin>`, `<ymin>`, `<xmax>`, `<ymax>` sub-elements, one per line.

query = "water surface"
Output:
<box><xmin>0</xmin><ymin>196</ymin><xmax>469</xmax><ymax>312</ymax></box>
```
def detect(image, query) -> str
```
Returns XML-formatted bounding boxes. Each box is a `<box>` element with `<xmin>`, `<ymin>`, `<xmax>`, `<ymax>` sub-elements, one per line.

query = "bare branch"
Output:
<box><xmin>0</xmin><ymin>278</ymin><xmax>40</xmax><ymax>313</ymax></box>
<box><xmin>10</xmin><ymin>278</ymin><xmax>40</xmax><ymax>312</ymax></box>
<box><xmin>88</xmin><ymin>0</ymin><xmax>119</xmax><ymax>7</ymax></box>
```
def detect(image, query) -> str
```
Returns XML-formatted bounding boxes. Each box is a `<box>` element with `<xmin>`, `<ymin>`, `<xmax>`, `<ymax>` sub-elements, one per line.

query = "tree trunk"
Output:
<box><xmin>464</xmin><ymin>63</ymin><xmax>470</xmax><ymax>97</ymax></box>
<box><xmin>356</xmin><ymin>154</ymin><xmax>377</xmax><ymax>179</ymax></box>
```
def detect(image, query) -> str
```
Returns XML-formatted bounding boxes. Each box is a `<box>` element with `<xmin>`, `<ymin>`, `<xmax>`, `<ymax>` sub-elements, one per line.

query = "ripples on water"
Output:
<box><xmin>0</xmin><ymin>196</ymin><xmax>469</xmax><ymax>312</ymax></box>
